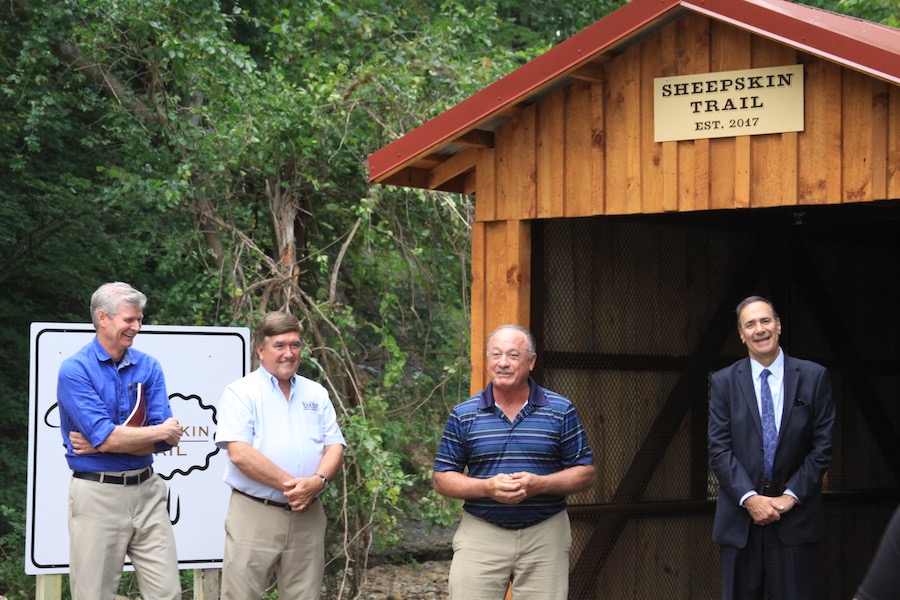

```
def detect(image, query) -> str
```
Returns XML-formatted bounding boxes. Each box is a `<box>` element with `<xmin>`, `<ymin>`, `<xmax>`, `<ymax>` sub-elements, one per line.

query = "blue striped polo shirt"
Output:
<box><xmin>434</xmin><ymin>378</ymin><xmax>594</xmax><ymax>529</ymax></box>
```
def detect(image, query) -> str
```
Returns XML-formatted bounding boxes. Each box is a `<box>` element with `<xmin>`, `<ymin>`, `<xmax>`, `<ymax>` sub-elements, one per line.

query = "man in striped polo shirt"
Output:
<box><xmin>433</xmin><ymin>324</ymin><xmax>596</xmax><ymax>600</ymax></box>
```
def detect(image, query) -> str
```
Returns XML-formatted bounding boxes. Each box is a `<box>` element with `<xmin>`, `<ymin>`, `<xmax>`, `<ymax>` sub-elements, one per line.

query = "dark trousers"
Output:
<box><xmin>720</xmin><ymin>525</ymin><xmax>819</xmax><ymax>600</ymax></box>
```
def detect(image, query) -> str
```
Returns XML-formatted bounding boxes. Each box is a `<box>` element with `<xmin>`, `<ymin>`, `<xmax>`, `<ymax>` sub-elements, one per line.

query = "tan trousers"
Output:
<box><xmin>449</xmin><ymin>510</ymin><xmax>572</xmax><ymax>600</ymax></box>
<box><xmin>221</xmin><ymin>489</ymin><xmax>327</xmax><ymax>600</ymax></box>
<box><xmin>68</xmin><ymin>470</ymin><xmax>180</xmax><ymax>600</ymax></box>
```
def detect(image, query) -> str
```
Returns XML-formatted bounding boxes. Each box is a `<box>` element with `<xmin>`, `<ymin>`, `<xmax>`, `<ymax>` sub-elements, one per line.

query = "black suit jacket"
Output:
<box><xmin>708</xmin><ymin>353</ymin><xmax>836</xmax><ymax>548</ymax></box>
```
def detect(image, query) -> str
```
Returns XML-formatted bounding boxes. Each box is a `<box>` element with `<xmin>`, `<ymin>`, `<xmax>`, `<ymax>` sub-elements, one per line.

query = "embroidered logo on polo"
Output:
<box><xmin>302</xmin><ymin>401</ymin><xmax>320</xmax><ymax>411</ymax></box>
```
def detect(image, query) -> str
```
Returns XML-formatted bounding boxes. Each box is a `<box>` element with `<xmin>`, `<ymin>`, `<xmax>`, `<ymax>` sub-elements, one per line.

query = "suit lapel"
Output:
<box><xmin>737</xmin><ymin>358</ymin><xmax>764</xmax><ymax>439</ymax></box>
<box><xmin>780</xmin><ymin>353</ymin><xmax>800</xmax><ymax>436</ymax></box>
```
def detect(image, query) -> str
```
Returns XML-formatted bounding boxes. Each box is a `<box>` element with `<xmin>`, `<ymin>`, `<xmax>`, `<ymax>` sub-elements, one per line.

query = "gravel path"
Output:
<box><xmin>356</xmin><ymin>560</ymin><xmax>450</xmax><ymax>599</ymax></box>
<box><xmin>341</xmin><ymin>520</ymin><xmax>454</xmax><ymax>599</ymax></box>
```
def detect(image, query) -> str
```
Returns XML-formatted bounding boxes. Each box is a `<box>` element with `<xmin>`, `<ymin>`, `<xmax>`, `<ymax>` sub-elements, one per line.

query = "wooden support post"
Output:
<box><xmin>193</xmin><ymin>568</ymin><xmax>221</xmax><ymax>600</ymax></box>
<box><xmin>35</xmin><ymin>574</ymin><xmax>62</xmax><ymax>600</ymax></box>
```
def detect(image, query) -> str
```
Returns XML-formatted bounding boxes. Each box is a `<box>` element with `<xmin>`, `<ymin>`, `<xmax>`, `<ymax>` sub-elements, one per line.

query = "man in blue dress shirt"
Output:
<box><xmin>57</xmin><ymin>281</ymin><xmax>183</xmax><ymax>600</ymax></box>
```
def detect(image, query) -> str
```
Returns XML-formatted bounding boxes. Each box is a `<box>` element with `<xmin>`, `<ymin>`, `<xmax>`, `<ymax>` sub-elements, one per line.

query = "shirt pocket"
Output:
<box><xmin>304</xmin><ymin>410</ymin><xmax>325</xmax><ymax>443</ymax></box>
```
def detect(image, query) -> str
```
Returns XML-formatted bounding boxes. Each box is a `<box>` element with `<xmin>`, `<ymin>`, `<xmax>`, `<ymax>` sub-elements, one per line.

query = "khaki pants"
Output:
<box><xmin>449</xmin><ymin>510</ymin><xmax>572</xmax><ymax>600</ymax></box>
<box><xmin>221</xmin><ymin>489</ymin><xmax>327</xmax><ymax>600</ymax></box>
<box><xmin>68</xmin><ymin>470</ymin><xmax>180</xmax><ymax>600</ymax></box>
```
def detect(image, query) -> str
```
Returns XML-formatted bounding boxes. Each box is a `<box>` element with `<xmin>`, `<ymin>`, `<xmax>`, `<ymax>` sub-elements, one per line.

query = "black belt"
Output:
<box><xmin>72</xmin><ymin>466</ymin><xmax>154</xmax><ymax>485</ymax></box>
<box><xmin>233</xmin><ymin>488</ymin><xmax>293</xmax><ymax>511</ymax></box>
<box><xmin>483</xmin><ymin>513</ymin><xmax>553</xmax><ymax>530</ymax></box>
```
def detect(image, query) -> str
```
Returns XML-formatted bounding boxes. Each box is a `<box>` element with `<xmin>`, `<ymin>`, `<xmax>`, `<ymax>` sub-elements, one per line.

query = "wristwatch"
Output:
<box><xmin>314</xmin><ymin>472</ymin><xmax>328</xmax><ymax>488</ymax></box>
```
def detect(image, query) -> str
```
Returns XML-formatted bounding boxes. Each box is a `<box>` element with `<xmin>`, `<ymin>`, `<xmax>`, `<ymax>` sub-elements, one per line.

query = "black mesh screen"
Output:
<box><xmin>531</xmin><ymin>203</ymin><xmax>900</xmax><ymax>599</ymax></box>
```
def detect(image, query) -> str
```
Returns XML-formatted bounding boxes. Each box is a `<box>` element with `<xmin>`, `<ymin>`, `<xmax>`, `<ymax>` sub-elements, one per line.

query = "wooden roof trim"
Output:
<box><xmin>570</xmin><ymin>61</ymin><xmax>609</xmax><ymax>84</ymax></box>
<box><xmin>377</xmin><ymin>167</ymin><xmax>430</xmax><ymax>189</ymax></box>
<box><xmin>456</xmin><ymin>129</ymin><xmax>495</xmax><ymax>149</ymax></box>
<box><xmin>427</xmin><ymin>147</ymin><xmax>479</xmax><ymax>190</ymax></box>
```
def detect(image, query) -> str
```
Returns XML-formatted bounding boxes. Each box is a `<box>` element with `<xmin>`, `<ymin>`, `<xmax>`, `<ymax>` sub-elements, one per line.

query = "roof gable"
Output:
<box><xmin>368</xmin><ymin>0</ymin><xmax>900</xmax><ymax>189</ymax></box>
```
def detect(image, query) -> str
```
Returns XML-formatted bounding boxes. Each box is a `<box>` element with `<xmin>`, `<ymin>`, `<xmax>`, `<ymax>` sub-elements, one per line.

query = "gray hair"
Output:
<box><xmin>486</xmin><ymin>324</ymin><xmax>536</xmax><ymax>357</ymax></box>
<box><xmin>90</xmin><ymin>282</ymin><xmax>147</xmax><ymax>329</ymax></box>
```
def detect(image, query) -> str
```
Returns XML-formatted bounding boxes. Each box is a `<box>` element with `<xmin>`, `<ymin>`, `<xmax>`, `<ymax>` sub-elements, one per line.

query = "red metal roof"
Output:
<box><xmin>368</xmin><ymin>0</ymin><xmax>900</xmax><ymax>186</ymax></box>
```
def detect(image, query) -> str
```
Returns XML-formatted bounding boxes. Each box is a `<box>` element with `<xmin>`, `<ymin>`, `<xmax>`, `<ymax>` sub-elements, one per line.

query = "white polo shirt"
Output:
<box><xmin>216</xmin><ymin>366</ymin><xmax>346</xmax><ymax>502</ymax></box>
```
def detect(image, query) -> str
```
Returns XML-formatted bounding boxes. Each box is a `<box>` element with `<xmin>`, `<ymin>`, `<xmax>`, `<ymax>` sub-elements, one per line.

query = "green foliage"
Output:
<box><xmin>801</xmin><ymin>0</ymin><xmax>900</xmax><ymax>27</ymax></box>
<box><xmin>837</xmin><ymin>0</ymin><xmax>900</xmax><ymax>26</ymax></box>
<box><xmin>0</xmin><ymin>505</ymin><xmax>31</xmax><ymax>599</ymax></box>
<box><xmin>491</xmin><ymin>0</ymin><xmax>628</xmax><ymax>50</ymax></box>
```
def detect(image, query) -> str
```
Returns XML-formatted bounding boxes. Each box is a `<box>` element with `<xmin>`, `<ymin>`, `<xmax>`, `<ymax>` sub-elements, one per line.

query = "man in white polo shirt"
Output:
<box><xmin>216</xmin><ymin>311</ymin><xmax>345</xmax><ymax>600</ymax></box>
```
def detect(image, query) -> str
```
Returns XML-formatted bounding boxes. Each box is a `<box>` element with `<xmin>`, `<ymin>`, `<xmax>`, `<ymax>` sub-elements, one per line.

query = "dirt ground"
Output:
<box><xmin>355</xmin><ymin>560</ymin><xmax>450</xmax><ymax>599</ymax></box>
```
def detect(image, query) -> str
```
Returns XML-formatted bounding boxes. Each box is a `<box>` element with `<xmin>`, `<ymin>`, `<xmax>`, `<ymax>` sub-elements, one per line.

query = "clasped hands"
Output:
<box><xmin>745</xmin><ymin>493</ymin><xmax>797</xmax><ymax>526</ymax></box>
<box><xmin>283</xmin><ymin>475</ymin><xmax>324</xmax><ymax>512</ymax></box>
<box><xmin>485</xmin><ymin>472</ymin><xmax>540</xmax><ymax>504</ymax></box>
<box><xmin>156</xmin><ymin>417</ymin><xmax>184</xmax><ymax>446</ymax></box>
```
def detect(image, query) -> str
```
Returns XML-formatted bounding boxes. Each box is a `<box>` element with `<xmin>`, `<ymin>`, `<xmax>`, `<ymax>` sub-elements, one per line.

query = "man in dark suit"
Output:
<box><xmin>708</xmin><ymin>296</ymin><xmax>836</xmax><ymax>600</ymax></box>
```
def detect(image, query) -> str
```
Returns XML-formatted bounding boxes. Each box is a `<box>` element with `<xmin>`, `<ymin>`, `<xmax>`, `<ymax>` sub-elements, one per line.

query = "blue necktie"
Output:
<box><xmin>760</xmin><ymin>368</ymin><xmax>777</xmax><ymax>481</ymax></box>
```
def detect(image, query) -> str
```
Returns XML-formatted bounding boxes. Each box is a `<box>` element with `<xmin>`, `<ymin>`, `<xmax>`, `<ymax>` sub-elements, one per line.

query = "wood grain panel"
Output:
<box><xmin>679</xmin><ymin>15</ymin><xmax>712</xmax><ymax>212</ymax></box>
<box><xmin>496</xmin><ymin>105</ymin><xmax>537</xmax><ymax>220</ymax></box>
<box><xmin>537</xmin><ymin>91</ymin><xmax>565</xmax><ymax>218</ymax></box>
<box><xmin>871</xmin><ymin>80</ymin><xmax>889</xmax><ymax>200</ymax></box>
<box><xmin>890</xmin><ymin>85</ymin><xmax>900</xmax><ymax>198</ymax></box>
<box><xmin>641</xmin><ymin>30</ymin><xmax>665</xmax><ymax>214</ymax></box>
<box><xmin>470</xmin><ymin>221</ymin><xmax>487</xmax><ymax>393</ymax></box>
<box><xmin>798</xmin><ymin>57</ymin><xmax>843</xmax><ymax>205</ymax></box>
<box><xmin>565</xmin><ymin>82</ymin><xmax>595</xmax><ymax>217</ymax></box>
<box><xmin>842</xmin><ymin>70</ymin><xmax>874</xmax><ymax>203</ymax></box>
<box><xmin>750</xmin><ymin>38</ymin><xmax>798</xmax><ymax>207</ymax></box>
<box><xmin>660</xmin><ymin>24</ymin><xmax>679</xmax><ymax>212</ymax></box>
<box><xmin>474</xmin><ymin>220</ymin><xmax>532</xmax><ymax>393</ymax></box>
<box><xmin>474</xmin><ymin>148</ymin><xmax>496</xmax><ymax>222</ymax></box>
<box><xmin>605</xmin><ymin>46</ymin><xmax>642</xmax><ymax>214</ymax></box>
<box><xmin>591</xmin><ymin>81</ymin><xmax>607</xmax><ymax>215</ymax></box>
<box><xmin>709</xmin><ymin>22</ymin><xmax>751</xmax><ymax>209</ymax></box>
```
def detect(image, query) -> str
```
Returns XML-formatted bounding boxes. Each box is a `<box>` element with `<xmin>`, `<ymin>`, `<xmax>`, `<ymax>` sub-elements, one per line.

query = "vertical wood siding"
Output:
<box><xmin>469</xmin><ymin>219</ymin><xmax>532</xmax><ymax>393</ymax></box>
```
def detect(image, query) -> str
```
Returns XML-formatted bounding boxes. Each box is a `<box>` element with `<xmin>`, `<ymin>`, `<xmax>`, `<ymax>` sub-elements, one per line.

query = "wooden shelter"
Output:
<box><xmin>369</xmin><ymin>0</ymin><xmax>900</xmax><ymax>597</ymax></box>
